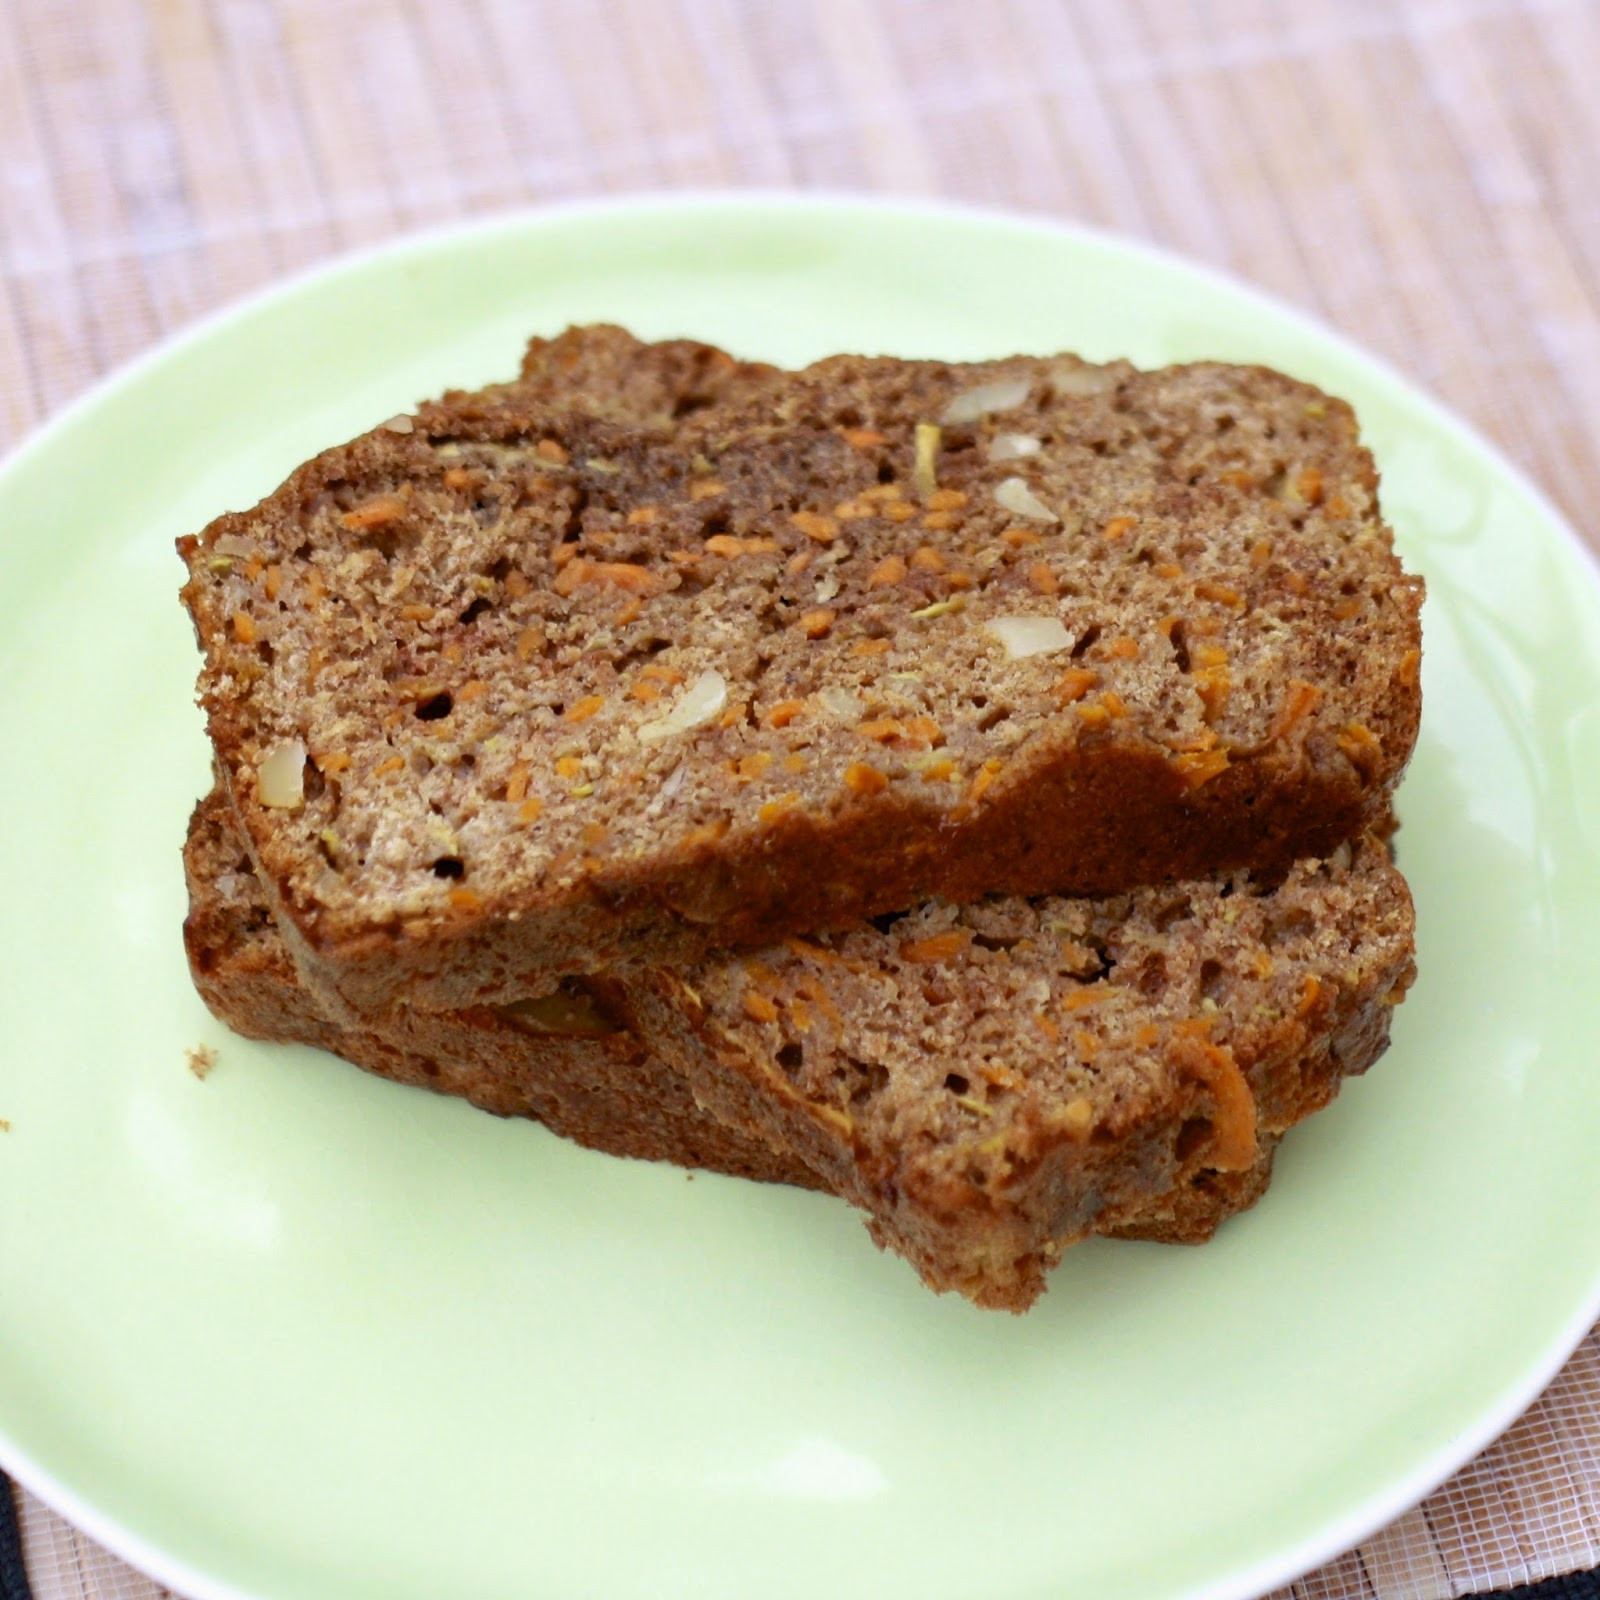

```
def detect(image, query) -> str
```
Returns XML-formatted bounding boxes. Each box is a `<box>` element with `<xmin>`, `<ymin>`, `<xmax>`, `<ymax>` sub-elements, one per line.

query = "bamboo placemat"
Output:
<box><xmin>3</xmin><ymin>2</ymin><xmax>1599</xmax><ymax>1596</ymax></box>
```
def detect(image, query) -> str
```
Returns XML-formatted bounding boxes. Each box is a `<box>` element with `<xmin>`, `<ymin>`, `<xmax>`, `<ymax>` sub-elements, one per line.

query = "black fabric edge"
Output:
<box><xmin>0</xmin><ymin>1473</ymin><xmax>32</xmax><ymax>1600</ymax></box>
<box><xmin>1473</xmin><ymin>1570</ymin><xmax>1600</xmax><ymax>1599</ymax></box>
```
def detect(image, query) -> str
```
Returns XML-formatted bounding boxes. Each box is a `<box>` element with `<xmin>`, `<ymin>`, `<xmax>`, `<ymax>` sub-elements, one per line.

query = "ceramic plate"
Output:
<box><xmin>2</xmin><ymin>194</ymin><xmax>1599</xmax><ymax>1600</ymax></box>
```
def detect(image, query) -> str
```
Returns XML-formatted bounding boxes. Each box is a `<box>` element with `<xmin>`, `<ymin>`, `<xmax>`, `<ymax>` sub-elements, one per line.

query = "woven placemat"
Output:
<box><xmin>2</xmin><ymin>2</ymin><xmax>1598</xmax><ymax>1595</ymax></box>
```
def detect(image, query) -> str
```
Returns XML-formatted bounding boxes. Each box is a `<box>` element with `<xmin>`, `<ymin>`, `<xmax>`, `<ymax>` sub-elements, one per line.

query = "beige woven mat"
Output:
<box><xmin>4</xmin><ymin>1</ymin><xmax>1599</xmax><ymax>1596</ymax></box>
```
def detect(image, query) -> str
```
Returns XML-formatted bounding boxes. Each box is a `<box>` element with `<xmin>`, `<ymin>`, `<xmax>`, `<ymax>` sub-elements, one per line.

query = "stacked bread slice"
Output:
<box><xmin>179</xmin><ymin>326</ymin><xmax>1421</xmax><ymax>1310</ymax></box>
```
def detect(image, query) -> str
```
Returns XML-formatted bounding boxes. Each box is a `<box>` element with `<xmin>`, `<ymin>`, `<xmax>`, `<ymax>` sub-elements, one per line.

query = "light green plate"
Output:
<box><xmin>2</xmin><ymin>194</ymin><xmax>1599</xmax><ymax>1600</ymax></box>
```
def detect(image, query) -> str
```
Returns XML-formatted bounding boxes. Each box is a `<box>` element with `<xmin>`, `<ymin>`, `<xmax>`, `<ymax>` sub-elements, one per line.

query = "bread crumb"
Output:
<box><xmin>0</xmin><ymin>1118</ymin><xmax>10</xmax><ymax>1133</ymax></box>
<box><xmin>187</xmin><ymin>1044</ymin><xmax>218</xmax><ymax>1081</ymax></box>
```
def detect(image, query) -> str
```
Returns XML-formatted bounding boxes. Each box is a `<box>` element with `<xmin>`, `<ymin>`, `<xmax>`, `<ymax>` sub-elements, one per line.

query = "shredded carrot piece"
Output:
<box><xmin>1053</xmin><ymin>668</ymin><xmax>1098</xmax><ymax>704</ymax></box>
<box><xmin>1270</xmin><ymin>679</ymin><xmax>1324</xmax><ymax>740</ymax></box>
<box><xmin>843</xmin><ymin>763</ymin><xmax>888</xmax><ymax>796</ymax></box>
<box><xmin>564</xmin><ymin>695</ymin><xmax>605</xmax><ymax>723</ymax></box>
<box><xmin>968</xmin><ymin>757</ymin><xmax>1005</xmax><ymax>805</ymax></box>
<box><xmin>341</xmin><ymin>491</ymin><xmax>407</xmax><ymax>530</ymax></box>
<box><xmin>1195</xmin><ymin>666</ymin><xmax>1231</xmax><ymax>720</ymax></box>
<box><xmin>563</xmin><ymin>559</ymin><xmax>665</xmax><ymax>597</ymax></box>
<box><xmin>1181</xmin><ymin>1038</ymin><xmax>1259</xmax><ymax>1170</ymax></box>
<box><xmin>731</xmin><ymin>752</ymin><xmax>773</xmax><ymax>782</ymax></box>
<box><xmin>900</xmin><ymin>930</ymin><xmax>970</xmax><ymax>964</ymax></box>
<box><xmin>765</xmin><ymin>700</ymin><xmax>805</xmax><ymax>728</ymax></box>
<box><xmin>1172</xmin><ymin>749</ymin><xmax>1231</xmax><ymax>789</ymax></box>
<box><xmin>791</xmin><ymin>510</ymin><xmax>838</xmax><ymax>542</ymax></box>
<box><xmin>743</xmin><ymin>991</ymin><xmax>780</xmax><ymax>1023</ymax></box>
<box><xmin>1062</xmin><ymin>988</ymin><xmax>1109</xmax><ymax>1012</ymax></box>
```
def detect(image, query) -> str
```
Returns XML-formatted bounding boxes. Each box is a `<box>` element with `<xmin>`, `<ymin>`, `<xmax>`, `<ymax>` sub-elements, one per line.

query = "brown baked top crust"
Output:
<box><xmin>633</xmin><ymin>829</ymin><xmax>1416</xmax><ymax>1310</ymax></box>
<box><xmin>179</xmin><ymin>330</ymin><xmax>1422</xmax><ymax>1013</ymax></box>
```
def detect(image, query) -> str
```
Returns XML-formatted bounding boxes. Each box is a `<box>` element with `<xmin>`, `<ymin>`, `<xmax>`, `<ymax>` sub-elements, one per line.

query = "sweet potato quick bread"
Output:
<box><xmin>185</xmin><ymin>788</ymin><xmax>1401</xmax><ymax>1298</ymax></box>
<box><xmin>637</xmin><ymin>826</ymin><xmax>1414</xmax><ymax>1310</ymax></box>
<box><xmin>179</xmin><ymin>332</ymin><xmax>1422</xmax><ymax>1014</ymax></box>
<box><xmin>178</xmin><ymin>326</ymin><xmax>1421</xmax><ymax>1311</ymax></box>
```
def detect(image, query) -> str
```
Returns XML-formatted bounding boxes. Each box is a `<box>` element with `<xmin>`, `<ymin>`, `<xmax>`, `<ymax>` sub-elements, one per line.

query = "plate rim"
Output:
<box><xmin>2</xmin><ymin>186</ymin><xmax>1598</xmax><ymax>1600</ymax></box>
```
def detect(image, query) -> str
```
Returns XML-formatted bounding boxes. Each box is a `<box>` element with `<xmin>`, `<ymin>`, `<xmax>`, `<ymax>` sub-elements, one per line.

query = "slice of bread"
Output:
<box><xmin>179</xmin><ymin>334</ymin><xmax>1422</xmax><ymax>1014</ymax></box>
<box><xmin>183</xmin><ymin>788</ymin><xmax>1283</xmax><ymax>1245</ymax></box>
<box><xmin>633</xmin><ymin>828</ymin><xmax>1415</xmax><ymax>1310</ymax></box>
<box><xmin>184</xmin><ymin>789</ymin><xmax>821</xmax><ymax>1186</ymax></box>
